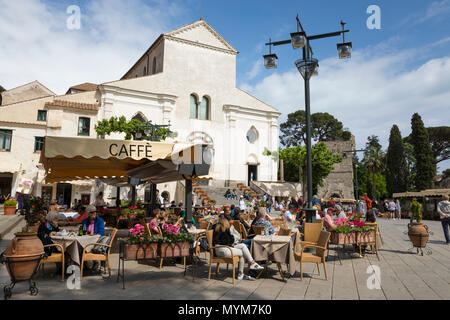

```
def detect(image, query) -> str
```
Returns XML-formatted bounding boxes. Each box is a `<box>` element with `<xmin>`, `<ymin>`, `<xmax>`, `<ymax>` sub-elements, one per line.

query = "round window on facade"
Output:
<box><xmin>246</xmin><ymin>128</ymin><xmax>258</xmax><ymax>143</ymax></box>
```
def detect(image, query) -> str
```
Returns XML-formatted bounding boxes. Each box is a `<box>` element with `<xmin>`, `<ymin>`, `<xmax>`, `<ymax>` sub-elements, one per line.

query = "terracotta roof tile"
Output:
<box><xmin>45</xmin><ymin>100</ymin><xmax>100</xmax><ymax>111</ymax></box>
<box><xmin>67</xmin><ymin>83</ymin><xmax>98</xmax><ymax>93</ymax></box>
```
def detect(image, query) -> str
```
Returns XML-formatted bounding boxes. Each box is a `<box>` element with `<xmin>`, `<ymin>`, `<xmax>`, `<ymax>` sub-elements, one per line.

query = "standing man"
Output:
<box><xmin>388</xmin><ymin>199</ymin><xmax>396</xmax><ymax>220</ymax></box>
<box><xmin>156</xmin><ymin>189</ymin><xmax>164</xmax><ymax>208</ymax></box>
<box><xmin>356</xmin><ymin>196</ymin><xmax>367</xmax><ymax>218</ymax></box>
<box><xmin>363</xmin><ymin>193</ymin><xmax>372</xmax><ymax>212</ymax></box>
<box><xmin>238</xmin><ymin>196</ymin><xmax>246</xmax><ymax>213</ymax></box>
<box><xmin>437</xmin><ymin>195</ymin><xmax>450</xmax><ymax>245</ymax></box>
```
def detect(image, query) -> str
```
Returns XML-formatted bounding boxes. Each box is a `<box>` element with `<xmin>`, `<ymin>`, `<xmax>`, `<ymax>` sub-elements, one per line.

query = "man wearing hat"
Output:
<box><xmin>81</xmin><ymin>205</ymin><xmax>105</xmax><ymax>236</ymax></box>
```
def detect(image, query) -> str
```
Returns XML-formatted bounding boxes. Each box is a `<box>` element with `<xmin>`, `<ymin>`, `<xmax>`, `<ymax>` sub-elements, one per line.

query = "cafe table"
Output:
<box><xmin>51</xmin><ymin>233</ymin><xmax>101</xmax><ymax>265</ymax></box>
<box><xmin>250</xmin><ymin>232</ymin><xmax>298</xmax><ymax>280</ymax></box>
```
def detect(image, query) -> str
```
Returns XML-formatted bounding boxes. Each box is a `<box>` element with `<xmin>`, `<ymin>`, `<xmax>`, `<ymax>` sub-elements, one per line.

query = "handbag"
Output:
<box><xmin>92</xmin><ymin>236</ymin><xmax>110</xmax><ymax>254</ymax></box>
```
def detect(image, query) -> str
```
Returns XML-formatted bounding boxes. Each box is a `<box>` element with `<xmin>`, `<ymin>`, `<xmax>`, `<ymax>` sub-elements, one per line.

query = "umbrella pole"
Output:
<box><xmin>185</xmin><ymin>179</ymin><xmax>193</xmax><ymax>227</ymax></box>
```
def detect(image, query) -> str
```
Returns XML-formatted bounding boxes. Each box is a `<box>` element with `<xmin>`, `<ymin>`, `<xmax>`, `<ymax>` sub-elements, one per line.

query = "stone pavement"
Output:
<box><xmin>1</xmin><ymin>218</ymin><xmax>449</xmax><ymax>300</ymax></box>
<box><xmin>0</xmin><ymin>206</ymin><xmax>25</xmax><ymax>239</ymax></box>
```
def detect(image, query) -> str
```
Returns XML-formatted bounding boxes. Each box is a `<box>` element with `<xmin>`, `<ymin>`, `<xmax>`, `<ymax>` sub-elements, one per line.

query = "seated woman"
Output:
<box><xmin>66</xmin><ymin>205</ymin><xmax>91</xmax><ymax>224</ymax></box>
<box><xmin>213</xmin><ymin>217</ymin><xmax>264</xmax><ymax>280</ymax></box>
<box><xmin>323</xmin><ymin>208</ymin><xmax>337</xmax><ymax>231</ymax></box>
<box><xmin>282</xmin><ymin>209</ymin><xmax>295</xmax><ymax>223</ymax></box>
<box><xmin>148</xmin><ymin>209</ymin><xmax>161</xmax><ymax>235</ymax></box>
<box><xmin>365</xmin><ymin>210</ymin><xmax>377</xmax><ymax>223</ymax></box>
<box><xmin>38</xmin><ymin>211</ymin><xmax>61</xmax><ymax>256</ymax></box>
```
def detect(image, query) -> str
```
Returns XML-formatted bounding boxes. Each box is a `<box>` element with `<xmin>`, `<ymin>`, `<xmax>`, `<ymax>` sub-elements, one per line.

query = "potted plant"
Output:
<box><xmin>154</xmin><ymin>224</ymin><xmax>194</xmax><ymax>258</ymax></box>
<box><xmin>407</xmin><ymin>199</ymin><xmax>429</xmax><ymax>248</ymax></box>
<box><xmin>22</xmin><ymin>196</ymin><xmax>46</xmax><ymax>232</ymax></box>
<box><xmin>4</xmin><ymin>199</ymin><xmax>18</xmax><ymax>216</ymax></box>
<box><xmin>120</xmin><ymin>224</ymin><xmax>157</xmax><ymax>260</ymax></box>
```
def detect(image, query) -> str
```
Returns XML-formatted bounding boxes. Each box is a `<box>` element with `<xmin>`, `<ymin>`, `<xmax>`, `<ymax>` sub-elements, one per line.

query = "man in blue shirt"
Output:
<box><xmin>251</xmin><ymin>209</ymin><xmax>275</xmax><ymax>235</ymax></box>
<box><xmin>81</xmin><ymin>209</ymin><xmax>105</xmax><ymax>236</ymax></box>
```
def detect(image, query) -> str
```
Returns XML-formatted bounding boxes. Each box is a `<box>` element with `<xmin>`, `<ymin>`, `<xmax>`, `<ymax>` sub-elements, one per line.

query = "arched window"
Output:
<box><xmin>132</xmin><ymin>112</ymin><xmax>147</xmax><ymax>123</ymax></box>
<box><xmin>152</xmin><ymin>57</ymin><xmax>157</xmax><ymax>74</ymax></box>
<box><xmin>199</xmin><ymin>96</ymin><xmax>210</xmax><ymax>120</ymax></box>
<box><xmin>190</xmin><ymin>94</ymin><xmax>198</xmax><ymax>119</ymax></box>
<box><xmin>246</xmin><ymin>127</ymin><xmax>258</xmax><ymax>143</ymax></box>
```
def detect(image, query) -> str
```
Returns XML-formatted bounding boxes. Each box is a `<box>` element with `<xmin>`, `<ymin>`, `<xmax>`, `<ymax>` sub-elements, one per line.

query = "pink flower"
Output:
<box><xmin>150</xmin><ymin>221</ymin><xmax>157</xmax><ymax>229</ymax></box>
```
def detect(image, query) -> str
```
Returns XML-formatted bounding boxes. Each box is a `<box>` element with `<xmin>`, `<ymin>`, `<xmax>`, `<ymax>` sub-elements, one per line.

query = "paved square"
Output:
<box><xmin>1</xmin><ymin>218</ymin><xmax>449</xmax><ymax>300</ymax></box>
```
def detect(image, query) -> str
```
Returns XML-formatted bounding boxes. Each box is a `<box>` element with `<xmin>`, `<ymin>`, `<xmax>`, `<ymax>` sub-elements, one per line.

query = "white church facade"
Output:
<box><xmin>0</xmin><ymin>19</ymin><xmax>280</xmax><ymax>205</ymax></box>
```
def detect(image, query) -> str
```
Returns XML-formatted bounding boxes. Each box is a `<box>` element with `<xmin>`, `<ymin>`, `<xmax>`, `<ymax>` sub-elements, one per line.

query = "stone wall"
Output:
<box><xmin>317</xmin><ymin>137</ymin><xmax>355</xmax><ymax>199</ymax></box>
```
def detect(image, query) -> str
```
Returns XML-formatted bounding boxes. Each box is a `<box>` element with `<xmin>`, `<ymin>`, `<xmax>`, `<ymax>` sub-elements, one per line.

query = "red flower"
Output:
<box><xmin>32</xmin><ymin>205</ymin><xmax>36</xmax><ymax>208</ymax></box>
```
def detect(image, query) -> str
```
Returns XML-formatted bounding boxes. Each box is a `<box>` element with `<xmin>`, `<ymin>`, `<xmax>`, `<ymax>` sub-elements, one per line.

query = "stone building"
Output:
<box><xmin>317</xmin><ymin>136</ymin><xmax>356</xmax><ymax>200</ymax></box>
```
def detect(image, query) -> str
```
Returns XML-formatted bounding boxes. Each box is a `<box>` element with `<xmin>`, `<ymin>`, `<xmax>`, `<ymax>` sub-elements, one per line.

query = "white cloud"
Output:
<box><xmin>240</xmin><ymin>43</ymin><xmax>450</xmax><ymax>161</ymax></box>
<box><xmin>0</xmin><ymin>0</ymin><xmax>185</xmax><ymax>94</ymax></box>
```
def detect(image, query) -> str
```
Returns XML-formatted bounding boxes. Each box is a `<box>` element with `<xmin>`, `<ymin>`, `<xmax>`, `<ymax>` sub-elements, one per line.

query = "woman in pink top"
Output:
<box><xmin>323</xmin><ymin>208</ymin><xmax>337</xmax><ymax>231</ymax></box>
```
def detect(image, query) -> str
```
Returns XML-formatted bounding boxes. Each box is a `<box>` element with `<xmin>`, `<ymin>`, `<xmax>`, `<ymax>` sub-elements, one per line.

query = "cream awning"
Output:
<box><xmin>40</xmin><ymin>136</ymin><xmax>209</xmax><ymax>184</ymax></box>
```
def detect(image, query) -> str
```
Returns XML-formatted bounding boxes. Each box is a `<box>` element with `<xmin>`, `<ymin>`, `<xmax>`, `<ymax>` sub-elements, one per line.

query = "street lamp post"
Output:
<box><xmin>264</xmin><ymin>15</ymin><xmax>352</xmax><ymax>222</ymax></box>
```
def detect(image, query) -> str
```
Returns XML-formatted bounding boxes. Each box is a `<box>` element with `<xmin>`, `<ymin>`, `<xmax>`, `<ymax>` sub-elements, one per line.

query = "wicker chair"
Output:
<box><xmin>361</xmin><ymin>222</ymin><xmax>380</xmax><ymax>260</ymax></box>
<box><xmin>206</xmin><ymin>229</ymin><xmax>239</xmax><ymax>285</ymax></box>
<box><xmin>199</xmin><ymin>221</ymin><xmax>210</xmax><ymax>230</ymax></box>
<box><xmin>41</xmin><ymin>244</ymin><xmax>65</xmax><ymax>280</ymax></box>
<box><xmin>294</xmin><ymin>230</ymin><xmax>331</xmax><ymax>280</ymax></box>
<box><xmin>252</xmin><ymin>225</ymin><xmax>265</xmax><ymax>236</ymax></box>
<box><xmin>80</xmin><ymin>228</ymin><xmax>118</xmax><ymax>279</ymax></box>
<box><xmin>277</xmin><ymin>227</ymin><xmax>292</xmax><ymax>236</ymax></box>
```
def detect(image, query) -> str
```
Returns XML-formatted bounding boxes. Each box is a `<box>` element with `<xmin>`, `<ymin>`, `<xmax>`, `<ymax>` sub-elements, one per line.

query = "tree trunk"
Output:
<box><xmin>372</xmin><ymin>171</ymin><xmax>377</xmax><ymax>202</ymax></box>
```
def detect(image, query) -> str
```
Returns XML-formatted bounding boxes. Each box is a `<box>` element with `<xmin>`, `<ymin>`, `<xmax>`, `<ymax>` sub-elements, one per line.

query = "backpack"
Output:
<box><xmin>91</xmin><ymin>236</ymin><xmax>110</xmax><ymax>254</ymax></box>
<box><xmin>199</xmin><ymin>237</ymin><xmax>209</xmax><ymax>251</ymax></box>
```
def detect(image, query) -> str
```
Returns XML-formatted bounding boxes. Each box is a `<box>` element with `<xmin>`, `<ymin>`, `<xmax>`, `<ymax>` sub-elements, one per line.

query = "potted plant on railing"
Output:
<box><xmin>330</xmin><ymin>215</ymin><xmax>375</xmax><ymax>245</ymax></box>
<box><xmin>120</xmin><ymin>224</ymin><xmax>158</xmax><ymax>260</ymax></box>
<box><xmin>153</xmin><ymin>224</ymin><xmax>194</xmax><ymax>258</ymax></box>
<box><xmin>3</xmin><ymin>199</ymin><xmax>18</xmax><ymax>216</ymax></box>
<box><xmin>122</xmin><ymin>206</ymin><xmax>145</xmax><ymax>227</ymax></box>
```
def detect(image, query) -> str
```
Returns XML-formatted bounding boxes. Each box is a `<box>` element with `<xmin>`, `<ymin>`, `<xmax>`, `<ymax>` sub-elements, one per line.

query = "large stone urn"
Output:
<box><xmin>3</xmin><ymin>233</ymin><xmax>45</xmax><ymax>281</ymax></box>
<box><xmin>407</xmin><ymin>222</ymin><xmax>429</xmax><ymax>248</ymax></box>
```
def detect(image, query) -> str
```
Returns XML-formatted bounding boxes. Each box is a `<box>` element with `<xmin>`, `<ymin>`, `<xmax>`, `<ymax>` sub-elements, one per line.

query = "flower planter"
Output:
<box><xmin>159</xmin><ymin>242</ymin><xmax>190</xmax><ymax>258</ymax></box>
<box><xmin>330</xmin><ymin>232</ymin><xmax>357</xmax><ymax>245</ymax></box>
<box><xmin>4</xmin><ymin>205</ymin><xmax>16</xmax><ymax>216</ymax></box>
<box><xmin>122</xmin><ymin>243</ymin><xmax>158</xmax><ymax>260</ymax></box>
<box><xmin>356</xmin><ymin>231</ymin><xmax>375</xmax><ymax>244</ymax></box>
<box><xmin>408</xmin><ymin>222</ymin><xmax>429</xmax><ymax>248</ymax></box>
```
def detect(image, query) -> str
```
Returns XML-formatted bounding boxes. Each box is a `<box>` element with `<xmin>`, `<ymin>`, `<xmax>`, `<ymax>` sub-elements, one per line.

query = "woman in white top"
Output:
<box><xmin>94</xmin><ymin>192</ymin><xmax>105</xmax><ymax>207</ymax></box>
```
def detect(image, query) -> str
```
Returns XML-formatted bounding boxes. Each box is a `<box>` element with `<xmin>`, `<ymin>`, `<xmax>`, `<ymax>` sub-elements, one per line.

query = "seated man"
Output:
<box><xmin>250</xmin><ymin>209</ymin><xmax>275</xmax><ymax>235</ymax></box>
<box><xmin>282</xmin><ymin>209</ymin><xmax>295</xmax><ymax>223</ymax></box>
<box><xmin>81</xmin><ymin>208</ymin><xmax>105</xmax><ymax>236</ymax></box>
<box><xmin>70</xmin><ymin>205</ymin><xmax>91</xmax><ymax>224</ymax></box>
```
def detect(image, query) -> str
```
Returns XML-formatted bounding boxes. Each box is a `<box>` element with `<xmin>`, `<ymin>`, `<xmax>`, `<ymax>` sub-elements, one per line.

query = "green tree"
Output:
<box><xmin>385</xmin><ymin>125</ymin><xmax>408</xmax><ymax>195</ymax></box>
<box><xmin>363</xmin><ymin>143</ymin><xmax>385</xmax><ymax>202</ymax></box>
<box><xmin>355</xmin><ymin>161</ymin><xmax>388</xmax><ymax>200</ymax></box>
<box><xmin>410</xmin><ymin>113</ymin><xmax>436</xmax><ymax>191</ymax></box>
<box><xmin>276</xmin><ymin>142</ymin><xmax>342</xmax><ymax>194</ymax></box>
<box><xmin>0</xmin><ymin>85</ymin><xmax>5</xmax><ymax>92</ymax></box>
<box><xmin>405</xmin><ymin>126</ymin><xmax>450</xmax><ymax>165</ymax></box>
<box><xmin>403</xmin><ymin>142</ymin><xmax>416</xmax><ymax>191</ymax></box>
<box><xmin>95</xmin><ymin>116</ymin><xmax>172</xmax><ymax>141</ymax></box>
<box><xmin>280</xmin><ymin>110</ymin><xmax>351</xmax><ymax>147</ymax></box>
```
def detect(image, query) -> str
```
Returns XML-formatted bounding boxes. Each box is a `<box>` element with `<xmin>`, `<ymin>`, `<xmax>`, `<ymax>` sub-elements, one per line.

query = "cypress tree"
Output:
<box><xmin>411</xmin><ymin>113</ymin><xmax>436</xmax><ymax>191</ymax></box>
<box><xmin>386</xmin><ymin>125</ymin><xmax>408</xmax><ymax>195</ymax></box>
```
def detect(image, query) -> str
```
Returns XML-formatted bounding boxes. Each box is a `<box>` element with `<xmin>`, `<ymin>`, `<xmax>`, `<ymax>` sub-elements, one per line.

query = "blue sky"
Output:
<box><xmin>1</xmin><ymin>0</ymin><xmax>449</xmax><ymax>171</ymax></box>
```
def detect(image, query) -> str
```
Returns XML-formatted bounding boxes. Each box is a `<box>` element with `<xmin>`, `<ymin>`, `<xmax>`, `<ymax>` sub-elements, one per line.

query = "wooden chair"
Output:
<box><xmin>300</xmin><ymin>222</ymin><xmax>323</xmax><ymax>245</ymax></box>
<box><xmin>362</xmin><ymin>222</ymin><xmax>380</xmax><ymax>260</ymax></box>
<box><xmin>316</xmin><ymin>218</ymin><xmax>324</xmax><ymax>228</ymax></box>
<box><xmin>232</xmin><ymin>220</ymin><xmax>251</xmax><ymax>241</ymax></box>
<box><xmin>240</xmin><ymin>214</ymin><xmax>250</xmax><ymax>223</ymax></box>
<box><xmin>80</xmin><ymin>228</ymin><xmax>118</xmax><ymax>279</ymax></box>
<box><xmin>199</xmin><ymin>221</ymin><xmax>210</xmax><ymax>230</ymax></box>
<box><xmin>206</xmin><ymin>229</ymin><xmax>240</xmax><ymax>285</ymax></box>
<box><xmin>294</xmin><ymin>230</ymin><xmax>331</xmax><ymax>280</ymax></box>
<box><xmin>252</xmin><ymin>225</ymin><xmax>265</xmax><ymax>236</ymax></box>
<box><xmin>41</xmin><ymin>244</ymin><xmax>65</xmax><ymax>280</ymax></box>
<box><xmin>277</xmin><ymin>227</ymin><xmax>292</xmax><ymax>236</ymax></box>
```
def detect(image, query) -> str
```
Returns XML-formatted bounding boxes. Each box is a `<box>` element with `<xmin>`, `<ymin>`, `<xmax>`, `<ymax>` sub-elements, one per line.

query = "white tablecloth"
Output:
<box><xmin>59</xmin><ymin>212</ymin><xmax>79</xmax><ymax>219</ymax></box>
<box><xmin>51</xmin><ymin>234</ymin><xmax>100</xmax><ymax>265</ymax></box>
